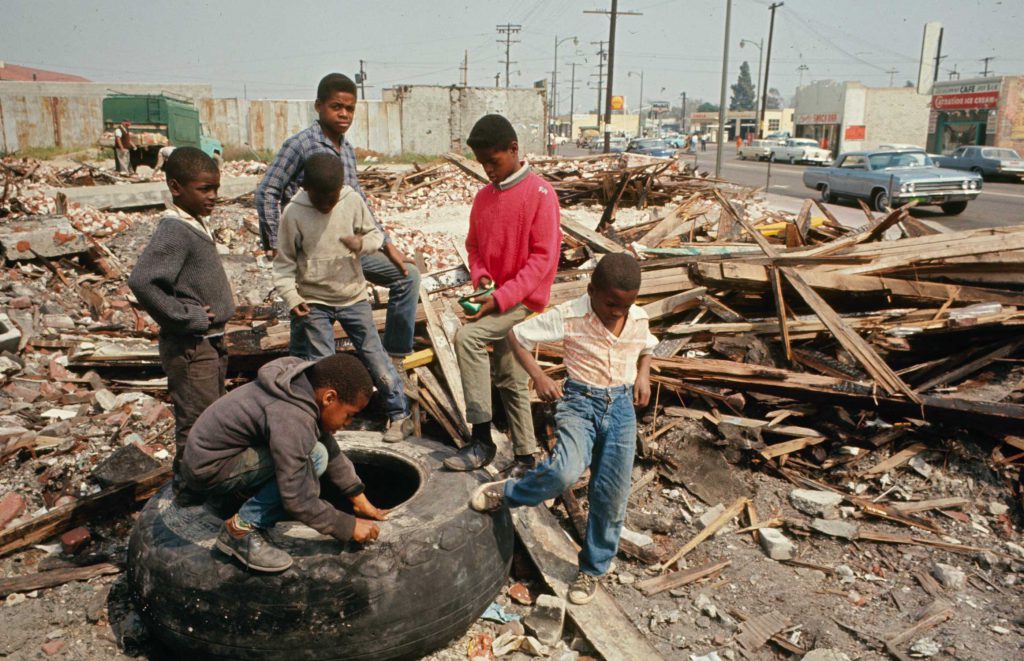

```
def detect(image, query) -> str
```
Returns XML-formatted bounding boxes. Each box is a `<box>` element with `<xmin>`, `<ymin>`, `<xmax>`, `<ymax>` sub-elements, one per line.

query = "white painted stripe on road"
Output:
<box><xmin>981</xmin><ymin>190</ymin><xmax>1024</xmax><ymax>200</ymax></box>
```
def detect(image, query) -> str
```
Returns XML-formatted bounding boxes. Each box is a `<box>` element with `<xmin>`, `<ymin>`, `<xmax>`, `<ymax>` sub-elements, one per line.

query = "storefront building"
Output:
<box><xmin>687</xmin><ymin>108</ymin><xmax>794</xmax><ymax>142</ymax></box>
<box><xmin>927</xmin><ymin>76</ymin><xmax>1024</xmax><ymax>155</ymax></box>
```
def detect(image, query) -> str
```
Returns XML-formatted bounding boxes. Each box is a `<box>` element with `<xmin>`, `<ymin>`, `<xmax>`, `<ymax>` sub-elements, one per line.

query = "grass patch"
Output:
<box><xmin>5</xmin><ymin>144</ymin><xmax>99</xmax><ymax>161</ymax></box>
<box><xmin>221</xmin><ymin>145</ymin><xmax>276</xmax><ymax>162</ymax></box>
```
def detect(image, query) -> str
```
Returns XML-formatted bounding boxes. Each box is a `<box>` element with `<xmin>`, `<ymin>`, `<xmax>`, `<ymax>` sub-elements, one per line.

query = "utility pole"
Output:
<box><xmin>569</xmin><ymin>62</ymin><xmax>578</xmax><ymax>141</ymax></box>
<box><xmin>933</xmin><ymin>28</ymin><xmax>945</xmax><ymax>82</ymax></box>
<box><xmin>980</xmin><ymin>56</ymin><xmax>995</xmax><ymax>77</ymax></box>
<box><xmin>584</xmin><ymin>2</ymin><xmax>642</xmax><ymax>153</ymax></box>
<box><xmin>460</xmin><ymin>50</ymin><xmax>468</xmax><ymax>87</ymax></box>
<box><xmin>628</xmin><ymin>70</ymin><xmax>644</xmax><ymax>136</ymax></box>
<box><xmin>715</xmin><ymin>0</ymin><xmax>732</xmax><ymax>178</ymax></box>
<box><xmin>590</xmin><ymin>41</ymin><xmax>607</xmax><ymax>134</ymax></box>
<box><xmin>797</xmin><ymin>63</ymin><xmax>808</xmax><ymax>87</ymax></box>
<box><xmin>886</xmin><ymin>67</ymin><xmax>898</xmax><ymax>86</ymax></box>
<box><xmin>496</xmin><ymin>23</ymin><xmax>521</xmax><ymax>88</ymax></box>
<box><xmin>680</xmin><ymin>92</ymin><xmax>686</xmax><ymax>132</ymax></box>
<box><xmin>740</xmin><ymin>38</ymin><xmax>764</xmax><ymax>136</ymax></box>
<box><xmin>357</xmin><ymin>60</ymin><xmax>367</xmax><ymax>99</ymax></box>
<box><xmin>552</xmin><ymin>36</ymin><xmax>578</xmax><ymax>131</ymax></box>
<box><xmin>948</xmin><ymin>64</ymin><xmax>960</xmax><ymax>80</ymax></box>
<box><xmin>758</xmin><ymin>2</ymin><xmax>783</xmax><ymax>139</ymax></box>
<box><xmin>494</xmin><ymin>73</ymin><xmax>501</xmax><ymax>87</ymax></box>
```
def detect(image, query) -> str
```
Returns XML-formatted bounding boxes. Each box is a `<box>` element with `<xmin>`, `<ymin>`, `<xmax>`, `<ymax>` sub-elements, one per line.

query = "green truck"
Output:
<box><xmin>102</xmin><ymin>93</ymin><xmax>223</xmax><ymax>170</ymax></box>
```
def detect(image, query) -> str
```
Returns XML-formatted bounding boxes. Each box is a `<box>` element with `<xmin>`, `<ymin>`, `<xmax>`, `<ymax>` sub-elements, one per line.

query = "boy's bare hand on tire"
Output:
<box><xmin>352</xmin><ymin>519</ymin><xmax>380</xmax><ymax>543</ymax></box>
<box><xmin>350</xmin><ymin>493</ymin><xmax>388</xmax><ymax>521</ymax></box>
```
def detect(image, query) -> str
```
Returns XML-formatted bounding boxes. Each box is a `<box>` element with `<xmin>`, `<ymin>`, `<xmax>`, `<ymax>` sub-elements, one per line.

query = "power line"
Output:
<box><xmin>496</xmin><ymin>23</ymin><xmax>522</xmax><ymax>88</ymax></box>
<box><xmin>584</xmin><ymin>1</ymin><xmax>642</xmax><ymax>154</ymax></box>
<box><xmin>980</xmin><ymin>56</ymin><xmax>995</xmax><ymax>77</ymax></box>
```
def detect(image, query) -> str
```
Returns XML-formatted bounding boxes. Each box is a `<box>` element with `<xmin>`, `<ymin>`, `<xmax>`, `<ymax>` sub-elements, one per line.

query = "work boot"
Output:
<box><xmin>568</xmin><ymin>571</ymin><xmax>600</xmax><ymax>605</ymax></box>
<box><xmin>215</xmin><ymin>521</ymin><xmax>293</xmax><ymax>573</ymax></box>
<box><xmin>443</xmin><ymin>439</ymin><xmax>497</xmax><ymax>471</ymax></box>
<box><xmin>382</xmin><ymin>414</ymin><xmax>413</xmax><ymax>443</ymax></box>
<box><xmin>391</xmin><ymin>355</ymin><xmax>418</xmax><ymax>401</ymax></box>
<box><xmin>509</xmin><ymin>452</ymin><xmax>539</xmax><ymax>478</ymax></box>
<box><xmin>469</xmin><ymin>479</ymin><xmax>509</xmax><ymax>512</ymax></box>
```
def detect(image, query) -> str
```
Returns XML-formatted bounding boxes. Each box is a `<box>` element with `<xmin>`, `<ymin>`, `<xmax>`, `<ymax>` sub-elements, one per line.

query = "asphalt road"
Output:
<box><xmin>556</xmin><ymin>143</ymin><xmax>1023</xmax><ymax>230</ymax></box>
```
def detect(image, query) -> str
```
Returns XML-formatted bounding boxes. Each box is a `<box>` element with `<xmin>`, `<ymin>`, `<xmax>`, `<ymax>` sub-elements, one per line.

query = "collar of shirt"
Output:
<box><xmin>311</xmin><ymin>120</ymin><xmax>347</xmax><ymax>155</ymax></box>
<box><xmin>573</xmin><ymin>294</ymin><xmax>649</xmax><ymax>342</ymax></box>
<box><xmin>166</xmin><ymin>203</ymin><xmax>215</xmax><ymax>242</ymax></box>
<box><xmin>495</xmin><ymin>160</ymin><xmax>531</xmax><ymax>191</ymax></box>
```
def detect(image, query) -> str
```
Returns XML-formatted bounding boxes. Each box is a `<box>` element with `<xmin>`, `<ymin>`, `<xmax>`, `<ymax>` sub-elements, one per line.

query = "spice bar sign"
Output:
<box><xmin>932</xmin><ymin>79</ymin><xmax>1001</xmax><ymax>111</ymax></box>
<box><xmin>795</xmin><ymin>113</ymin><xmax>838</xmax><ymax>125</ymax></box>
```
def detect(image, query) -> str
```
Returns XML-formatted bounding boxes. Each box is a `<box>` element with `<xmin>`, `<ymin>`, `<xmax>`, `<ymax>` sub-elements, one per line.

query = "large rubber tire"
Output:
<box><xmin>127</xmin><ymin>433</ymin><xmax>514</xmax><ymax>660</ymax></box>
<box><xmin>940</xmin><ymin>200</ymin><xmax>968</xmax><ymax>215</ymax></box>
<box><xmin>820</xmin><ymin>184</ymin><xmax>836</xmax><ymax>204</ymax></box>
<box><xmin>872</xmin><ymin>188</ymin><xmax>891</xmax><ymax>212</ymax></box>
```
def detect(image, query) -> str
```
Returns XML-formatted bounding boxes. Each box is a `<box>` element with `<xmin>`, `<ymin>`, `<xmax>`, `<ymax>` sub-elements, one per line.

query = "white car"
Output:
<box><xmin>738</xmin><ymin>139</ymin><xmax>784</xmax><ymax>161</ymax></box>
<box><xmin>770</xmin><ymin>138</ymin><xmax>833</xmax><ymax>165</ymax></box>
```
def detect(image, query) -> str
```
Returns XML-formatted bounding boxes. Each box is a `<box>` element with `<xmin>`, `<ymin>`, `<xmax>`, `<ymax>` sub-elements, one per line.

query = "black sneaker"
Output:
<box><xmin>443</xmin><ymin>440</ymin><xmax>496</xmax><ymax>471</ymax></box>
<box><xmin>215</xmin><ymin>523</ymin><xmax>293</xmax><ymax>573</ymax></box>
<box><xmin>568</xmin><ymin>571</ymin><xmax>599</xmax><ymax>605</ymax></box>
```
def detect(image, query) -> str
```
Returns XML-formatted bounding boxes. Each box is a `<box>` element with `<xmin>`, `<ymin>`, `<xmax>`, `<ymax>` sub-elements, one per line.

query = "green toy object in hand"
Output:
<box><xmin>458</xmin><ymin>285</ymin><xmax>495</xmax><ymax>315</ymax></box>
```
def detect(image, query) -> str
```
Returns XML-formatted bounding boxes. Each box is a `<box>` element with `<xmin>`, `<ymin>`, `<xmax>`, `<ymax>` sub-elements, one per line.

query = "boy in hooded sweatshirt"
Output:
<box><xmin>273</xmin><ymin>153</ymin><xmax>411</xmax><ymax>442</ymax></box>
<box><xmin>182</xmin><ymin>353</ymin><xmax>387</xmax><ymax>573</ymax></box>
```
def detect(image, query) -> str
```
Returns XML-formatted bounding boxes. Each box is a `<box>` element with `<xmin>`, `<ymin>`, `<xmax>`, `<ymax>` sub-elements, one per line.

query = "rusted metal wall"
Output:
<box><xmin>245</xmin><ymin>99</ymin><xmax>401</xmax><ymax>155</ymax></box>
<box><xmin>198</xmin><ymin>97</ymin><xmax>244</xmax><ymax>147</ymax></box>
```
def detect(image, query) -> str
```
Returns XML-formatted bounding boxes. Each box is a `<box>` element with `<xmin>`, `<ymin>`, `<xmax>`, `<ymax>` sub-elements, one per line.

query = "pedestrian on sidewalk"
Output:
<box><xmin>444</xmin><ymin>114</ymin><xmax>562</xmax><ymax>472</ymax></box>
<box><xmin>128</xmin><ymin>148</ymin><xmax>235</xmax><ymax>500</ymax></box>
<box><xmin>469</xmin><ymin>253</ymin><xmax>656</xmax><ymax>605</ymax></box>
<box><xmin>273</xmin><ymin>153</ymin><xmax>411</xmax><ymax>442</ymax></box>
<box><xmin>256</xmin><ymin>73</ymin><xmax>420</xmax><ymax>375</ymax></box>
<box><xmin>700</xmin><ymin>134</ymin><xmax>707</xmax><ymax>152</ymax></box>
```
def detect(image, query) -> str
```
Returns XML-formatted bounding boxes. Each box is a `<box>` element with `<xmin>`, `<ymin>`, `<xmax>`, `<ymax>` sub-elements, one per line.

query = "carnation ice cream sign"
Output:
<box><xmin>932</xmin><ymin>79</ymin><xmax>1001</xmax><ymax>111</ymax></box>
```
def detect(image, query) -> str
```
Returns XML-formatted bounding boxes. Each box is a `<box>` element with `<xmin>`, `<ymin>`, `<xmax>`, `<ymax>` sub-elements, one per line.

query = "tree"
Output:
<box><xmin>697</xmin><ymin>102</ymin><xmax>720</xmax><ymax>112</ymax></box>
<box><xmin>729</xmin><ymin>61</ymin><xmax>756</xmax><ymax>111</ymax></box>
<box><xmin>764</xmin><ymin>88</ymin><xmax>784</xmax><ymax>110</ymax></box>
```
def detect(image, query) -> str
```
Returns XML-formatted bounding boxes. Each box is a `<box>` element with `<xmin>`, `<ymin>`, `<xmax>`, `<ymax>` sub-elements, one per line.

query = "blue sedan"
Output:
<box><xmin>626</xmin><ymin>138</ymin><xmax>676</xmax><ymax>158</ymax></box>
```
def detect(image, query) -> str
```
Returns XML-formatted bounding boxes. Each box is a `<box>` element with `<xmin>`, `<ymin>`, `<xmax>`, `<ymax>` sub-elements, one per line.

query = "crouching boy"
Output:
<box><xmin>469</xmin><ymin>253</ymin><xmax>656</xmax><ymax>604</ymax></box>
<box><xmin>181</xmin><ymin>353</ymin><xmax>387</xmax><ymax>573</ymax></box>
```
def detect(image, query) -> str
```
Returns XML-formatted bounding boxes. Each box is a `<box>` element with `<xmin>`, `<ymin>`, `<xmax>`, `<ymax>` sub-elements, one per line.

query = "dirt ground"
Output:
<box><xmin>1</xmin><ymin>161</ymin><xmax>1022</xmax><ymax>660</ymax></box>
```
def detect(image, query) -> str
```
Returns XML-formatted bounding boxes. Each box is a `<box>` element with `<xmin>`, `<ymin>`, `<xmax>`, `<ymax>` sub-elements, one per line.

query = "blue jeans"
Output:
<box><xmin>289</xmin><ymin>301</ymin><xmax>409</xmax><ymax>421</ymax></box>
<box><xmin>206</xmin><ymin>442</ymin><xmax>329</xmax><ymax>529</ymax></box>
<box><xmin>360</xmin><ymin>252</ymin><xmax>420</xmax><ymax>358</ymax></box>
<box><xmin>504</xmin><ymin>380</ymin><xmax>637</xmax><ymax>576</ymax></box>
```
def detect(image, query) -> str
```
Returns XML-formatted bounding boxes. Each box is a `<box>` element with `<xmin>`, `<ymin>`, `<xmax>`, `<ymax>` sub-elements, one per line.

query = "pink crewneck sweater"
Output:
<box><xmin>466</xmin><ymin>166</ymin><xmax>562</xmax><ymax>313</ymax></box>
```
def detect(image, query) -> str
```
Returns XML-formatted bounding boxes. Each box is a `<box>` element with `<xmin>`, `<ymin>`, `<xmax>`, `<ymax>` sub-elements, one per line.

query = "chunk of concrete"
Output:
<box><xmin>810</xmin><ymin>518</ymin><xmax>860</xmax><ymax>540</ymax></box>
<box><xmin>0</xmin><ymin>492</ymin><xmax>27</xmax><ymax>529</ymax></box>
<box><xmin>90</xmin><ymin>444</ymin><xmax>162</xmax><ymax>487</ymax></box>
<box><xmin>0</xmin><ymin>216</ymin><xmax>89</xmax><ymax>261</ymax></box>
<box><xmin>802</xmin><ymin>650</ymin><xmax>851</xmax><ymax>661</ymax></box>
<box><xmin>931</xmin><ymin>563</ymin><xmax>966</xmax><ymax>591</ymax></box>
<box><xmin>759</xmin><ymin>527</ymin><xmax>796</xmax><ymax>560</ymax></box>
<box><xmin>789</xmin><ymin>489</ymin><xmax>843</xmax><ymax>519</ymax></box>
<box><xmin>522</xmin><ymin>594</ymin><xmax>565</xmax><ymax>646</ymax></box>
<box><xmin>0</xmin><ymin>313</ymin><xmax>22</xmax><ymax>353</ymax></box>
<box><xmin>698</xmin><ymin>503</ymin><xmax>727</xmax><ymax>530</ymax></box>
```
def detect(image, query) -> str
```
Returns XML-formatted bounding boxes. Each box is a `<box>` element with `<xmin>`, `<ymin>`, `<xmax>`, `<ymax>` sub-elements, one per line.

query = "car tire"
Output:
<box><xmin>739</xmin><ymin>153</ymin><xmax>746</xmax><ymax>160</ymax></box>
<box><xmin>940</xmin><ymin>200</ymin><xmax>968</xmax><ymax>215</ymax></box>
<box><xmin>769</xmin><ymin>152</ymin><xmax>777</xmax><ymax>163</ymax></box>
<box><xmin>872</xmin><ymin>189</ymin><xmax>891</xmax><ymax>212</ymax></box>
<box><xmin>820</xmin><ymin>184</ymin><xmax>836</xmax><ymax>204</ymax></box>
<box><xmin>127</xmin><ymin>434</ymin><xmax>514</xmax><ymax>660</ymax></box>
<box><xmin>789</xmin><ymin>155</ymin><xmax>796</xmax><ymax>164</ymax></box>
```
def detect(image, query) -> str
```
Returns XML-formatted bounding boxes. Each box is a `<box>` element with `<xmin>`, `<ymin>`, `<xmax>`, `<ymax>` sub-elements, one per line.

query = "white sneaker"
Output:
<box><xmin>469</xmin><ymin>480</ymin><xmax>509</xmax><ymax>512</ymax></box>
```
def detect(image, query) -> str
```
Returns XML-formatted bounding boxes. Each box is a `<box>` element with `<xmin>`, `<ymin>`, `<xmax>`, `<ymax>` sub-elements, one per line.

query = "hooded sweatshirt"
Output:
<box><xmin>181</xmin><ymin>357</ymin><xmax>364</xmax><ymax>541</ymax></box>
<box><xmin>272</xmin><ymin>187</ymin><xmax>384</xmax><ymax>312</ymax></box>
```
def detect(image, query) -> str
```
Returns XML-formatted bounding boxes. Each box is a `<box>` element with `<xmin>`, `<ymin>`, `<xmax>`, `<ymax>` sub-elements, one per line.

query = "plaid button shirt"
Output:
<box><xmin>254</xmin><ymin>120</ymin><xmax>389</xmax><ymax>250</ymax></box>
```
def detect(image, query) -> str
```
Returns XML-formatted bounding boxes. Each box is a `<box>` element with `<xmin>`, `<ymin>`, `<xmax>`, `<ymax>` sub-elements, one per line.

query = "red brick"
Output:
<box><xmin>60</xmin><ymin>526</ymin><xmax>91</xmax><ymax>555</ymax></box>
<box><xmin>41</xmin><ymin>640</ymin><xmax>65</xmax><ymax>656</ymax></box>
<box><xmin>8</xmin><ymin>297</ymin><xmax>32</xmax><ymax>309</ymax></box>
<box><xmin>0</xmin><ymin>492</ymin><xmax>26</xmax><ymax>528</ymax></box>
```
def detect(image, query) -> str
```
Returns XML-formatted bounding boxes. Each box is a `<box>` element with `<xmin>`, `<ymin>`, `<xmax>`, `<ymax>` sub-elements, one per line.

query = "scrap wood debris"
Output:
<box><xmin>0</xmin><ymin>149</ymin><xmax>1023</xmax><ymax>659</ymax></box>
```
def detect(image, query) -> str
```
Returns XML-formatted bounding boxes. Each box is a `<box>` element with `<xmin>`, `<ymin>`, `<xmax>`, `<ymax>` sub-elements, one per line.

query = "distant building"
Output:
<box><xmin>687</xmin><ymin>108</ymin><xmax>795</xmax><ymax>142</ymax></box>
<box><xmin>0</xmin><ymin>62</ymin><xmax>89</xmax><ymax>82</ymax></box>
<box><xmin>792</xmin><ymin>80</ymin><xmax>930</xmax><ymax>154</ymax></box>
<box><xmin>927</xmin><ymin>76</ymin><xmax>1024</xmax><ymax>155</ymax></box>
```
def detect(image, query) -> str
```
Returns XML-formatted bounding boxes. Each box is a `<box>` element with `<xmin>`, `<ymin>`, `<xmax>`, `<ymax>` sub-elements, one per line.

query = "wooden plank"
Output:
<box><xmin>640</xmin><ymin>287</ymin><xmax>707</xmax><ymax>321</ymax></box>
<box><xmin>885</xmin><ymin>599</ymin><xmax>954</xmax><ymax>654</ymax></box>
<box><xmin>0</xmin><ymin>563</ymin><xmax>120</xmax><ymax>598</ymax></box>
<box><xmin>636</xmin><ymin>559</ymin><xmax>731</xmax><ymax>596</ymax></box>
<box><xmin>769</xmin><ymin>265</ymin><xmax>793</xmax><ymax>363</ymax></box>
<box><xmin>890</xmin><ymin>497</ymin><xmax>970</xmax><ymax>514</ymax></box>
<box><xmin>442</xmin><ymin>152</ymin><xmax>488</xmax><ymax>183</ymax></box>
<box><xmin>417</xmin><ymin>287</ymin><xmax>468</xmax><ymax>428</ymax></box>
<box><xmin>860</xmin><ymin>443</ymin><xmax>928</xmax><ymax>476</ymax></box>
<box><xmin>760</xmin><ymin>436</ymin><xmax>828</xmax><ymax>460</ymax></box>
<box><xmin>560</xmin><ymin>214</ymin><xmax>626</xmax><ymax>254</ymax></box>
<box><xmin>839</xmin><ymin>231</ymin><xmax>1024</xmax><ymax>276</ymax></box>
<box><xmin>735</xmin><ymin>611</ymin><xmax>791</xmax><ymax>654</ymax></box>
<box><xmin>914</xmin><ymin>338</ymin><xmax>1024</xmax><ymax>393</ymax></box>
<box><xmin>413</xmin><ymin>366</ymin><xmax>469</xmax><ymax>443</ymax></box>
<box><xmin>659</xmin><ymin>497</ymin><xmax>748</xmax><ymax>570</ymax></box>
<box><xmin>0</xmin><ymin>466</ymin><xmax>170</xmax><ymax>557</ymax></box>
<box><xmin>511</xmin><ymin>506</ymin><xmax>665</xmax><ymax>660</ymax></box>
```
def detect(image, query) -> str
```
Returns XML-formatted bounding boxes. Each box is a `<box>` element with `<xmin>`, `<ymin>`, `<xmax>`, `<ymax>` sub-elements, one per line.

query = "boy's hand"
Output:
<box><xmin>291</xmin><ymin>303</ymin><xmax>310</xmax><ymax>317</ymax></box>
<box><xmin>478</xmin><ymin>276</ymin><xmax>493</xmax><ymax>289</ymax></box>
<box><xmin>351</xmin><ymin>519</ymin><xmax>380</xmax><ymax>544</ymax></box>
<box><xmin>350</xmin><ymin>493</ymin><xmax>388</xmax><ymax>521</ymax></box>
<box><xmin>340</xmin><ymin>235</ymin><xmax>363</xmax><ymax>254</ymax></box>
<box><xmin>534</xmin><ymin>374</ymin><xmax>564</xmax><ymax>402</ymax></box>
<box><xmin>634</xmin><ymin>374</ymin><xmax>652</xmax><ymax>407</ymax></box>
<box><xmin>465</xmin><ymin>295</ymin><xmax>497</xmax><ymax>321</ymax></box>
<box><xmin>384</xmin><ymin>244</ymin><xmax>414</xmax><ymax>277</ymax></box>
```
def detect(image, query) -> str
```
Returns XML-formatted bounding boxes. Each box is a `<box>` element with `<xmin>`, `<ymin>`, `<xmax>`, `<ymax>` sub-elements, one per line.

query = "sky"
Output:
<box><xmin>3</xmin><ymin>0</ymin><xmax>1023</xmax><ymax>113</ymax></box>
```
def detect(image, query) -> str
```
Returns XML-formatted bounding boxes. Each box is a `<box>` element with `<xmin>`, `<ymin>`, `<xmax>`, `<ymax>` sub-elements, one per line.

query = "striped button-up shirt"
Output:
<box><xmin>254</xmin><ymin>120</ymin><xmax>389</xmax><ymax>250</ymax></box>
<box><xmin>513</xmin><ymin>293</ymin><xmax>658</xmax><ymax>388</ymax></box>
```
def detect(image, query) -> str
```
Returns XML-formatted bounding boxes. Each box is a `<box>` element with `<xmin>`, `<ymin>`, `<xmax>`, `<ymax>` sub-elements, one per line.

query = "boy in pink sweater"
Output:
<box><xmin>445</xmin><ymin>115</ymin><xmax>562</xmax><ymax>472</ymax></box>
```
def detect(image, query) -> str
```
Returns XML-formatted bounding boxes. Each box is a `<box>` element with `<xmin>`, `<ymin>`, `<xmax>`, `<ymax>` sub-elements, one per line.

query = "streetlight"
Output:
<box><xmin>552</xmin><ymin>36</ymin><xmax>579</xmax><ymax>132</ymax></box>
<box><xmin>740</xmin><ymin>38</ymin><xmax>764</xmax><ymax>140</ymax></box>
<box><xmin>628</xmin><ymin>70</ymin><xmax>644</xmax><ymax>137</ymax></box>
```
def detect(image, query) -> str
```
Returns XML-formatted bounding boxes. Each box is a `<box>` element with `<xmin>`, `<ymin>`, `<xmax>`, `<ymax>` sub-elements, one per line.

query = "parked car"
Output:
<box><xmin>665</xmin><ymin>136</ymin><xmax>689</xmax><ymax>149</ymax></box>
<box><xmin>737</xmin><ymin>139</ymin><xmax>784</xmax><ymax>161</ymax></box>
<box><xmin>588</xmin><ymin>136</ymin><xmax>627</xmax><ymax>153</ymax></box>
<box><xmin>769</xmin><ymin>138</ymin><xmax>832</xmax><ymax>165</ymax></box>
<box><xmin>626</xmin><ymin>138</ymin><xmax>675</xmax><ymax>158</ymax></box>
<box><xmin>933</xmin><ymin>146</ymin><xmax>1024</xmax><ymax>182</ymax></box>
<box><xmin>765</xmin><ymin>131</ymin><xmax>791</xmax><ymax>140</ymax></box>
<box><xmin>803</xmin><ymin>149</ymin><xmax>982</xmax><ymax>215</ymax></box>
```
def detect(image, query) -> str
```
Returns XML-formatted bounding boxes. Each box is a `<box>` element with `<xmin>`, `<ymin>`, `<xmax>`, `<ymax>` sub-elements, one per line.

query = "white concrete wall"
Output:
<box><xmin>841</xmin><ymin>84</ymin><xmax>868</xmax><ymax>151</ymax></box>
<box><xmin>862</xmin><ymin>87</ymin><xmax>931</xmax><ymax>150</ymax></box>
<box><xmin>794</xmin><ymin>81</ymin><xmax>847</xmax><ymax>122</ymax></box>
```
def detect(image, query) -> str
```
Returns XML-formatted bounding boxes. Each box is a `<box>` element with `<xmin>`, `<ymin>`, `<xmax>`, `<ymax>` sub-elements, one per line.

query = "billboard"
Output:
<box><xmin>917</xmin><ymin>22</ymin><xmax>943</xmax><ymax>95</ymax></box>
<box><xmin>651</xmin><ymin>100</ymin><xmax>670</xmax><ymax>114</ymax></box>
<box><xmin>611</xmin><ymin>95</ymin><xmax>625</xmax><ymax>111</ymax></box>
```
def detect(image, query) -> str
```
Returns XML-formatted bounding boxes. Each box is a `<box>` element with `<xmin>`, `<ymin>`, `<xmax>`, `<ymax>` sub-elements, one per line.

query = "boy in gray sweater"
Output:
<box><xmin>128</xmin><ymin>148</ymin><xmax>235</xmax><ymax>496</ymax></box>
<box><xmin>273</xmin><ymin>154</ymin><xmax>411</xmax><ymax>442</ymax></box>
<box><xmin>182</xmin><ymin>353</ymin><xmax>387</xmax><ymax>573</ymax></box>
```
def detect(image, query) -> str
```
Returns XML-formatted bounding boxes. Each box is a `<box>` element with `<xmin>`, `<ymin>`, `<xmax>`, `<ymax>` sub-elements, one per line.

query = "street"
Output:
<box><xmin>557</xmin><ymin>143</ymin><xmax>1024</xmax><ymax>230</ymax></box>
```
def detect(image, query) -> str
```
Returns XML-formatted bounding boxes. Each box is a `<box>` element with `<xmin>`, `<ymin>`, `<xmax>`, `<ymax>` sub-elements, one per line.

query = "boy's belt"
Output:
<box><xmin>564</xmin><ymin>379</ymin><xmax>632</xmax><ymax>397</ymax></box>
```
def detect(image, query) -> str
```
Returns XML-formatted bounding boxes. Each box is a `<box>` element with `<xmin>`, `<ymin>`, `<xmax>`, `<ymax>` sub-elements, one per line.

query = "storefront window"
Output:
<box><xmin>768</xmin><ymin>119</ymin><xmax>780</xmax><ymax>131</ymax></box>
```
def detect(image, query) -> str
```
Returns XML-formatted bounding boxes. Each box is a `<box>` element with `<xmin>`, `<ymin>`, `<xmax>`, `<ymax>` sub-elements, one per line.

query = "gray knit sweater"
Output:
<box><xmin>128</xmin><ymin>214</ymin><xmax>235</xmax><ymax>336</ymax></box>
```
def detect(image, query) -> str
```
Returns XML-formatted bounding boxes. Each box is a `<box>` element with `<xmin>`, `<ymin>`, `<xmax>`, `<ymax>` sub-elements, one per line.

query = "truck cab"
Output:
<box><xmin>102</xmin><ymin>94</ymin><xmax>222</xmax><ymax>169</ymax></box>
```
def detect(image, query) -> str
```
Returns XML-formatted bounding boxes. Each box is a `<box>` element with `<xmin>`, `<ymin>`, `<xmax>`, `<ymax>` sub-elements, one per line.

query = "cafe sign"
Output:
<box><xmin>932</xmin><ymin>78</ymin><xmax>1001</xmax><ymax>111</ymax></box>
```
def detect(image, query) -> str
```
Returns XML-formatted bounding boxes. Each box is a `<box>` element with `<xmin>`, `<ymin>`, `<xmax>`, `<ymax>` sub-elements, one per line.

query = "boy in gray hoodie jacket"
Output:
<box><xmin>273</xmin><ymin>154</ymin><xmax>411</xmax><ymax>443</ymax></box>
<box><xmin>182</xmin><ymin>353</ymin><xmax>387</xmax><ymax>573</ymax></box>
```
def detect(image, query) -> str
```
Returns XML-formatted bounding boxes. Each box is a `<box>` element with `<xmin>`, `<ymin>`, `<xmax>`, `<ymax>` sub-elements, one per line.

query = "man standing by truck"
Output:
<box><xmin>114</xmin><ymin>120</ymin><xmax>135</xmax><ymax>174</ymax></box>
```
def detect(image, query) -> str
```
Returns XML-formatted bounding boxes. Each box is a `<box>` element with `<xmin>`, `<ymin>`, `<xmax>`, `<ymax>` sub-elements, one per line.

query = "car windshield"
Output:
<box><xmin>791</xmin><ymin>140</ymin><xmax>818</xmax><ymax>147</ymax></box>
<box><xmin>634</xmin><ymin>139</ymin><xmax>669</xmax><ymax>149</ymax></box>
<box><xmin>868</xmin><ymin>151</ymin><xmax>931</xmax><ymax>169</ymax></box>
<box><xmin>982</xmin><ymin>148</ymin><xmax>1021</xmax><ymax>160</ymax></box>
